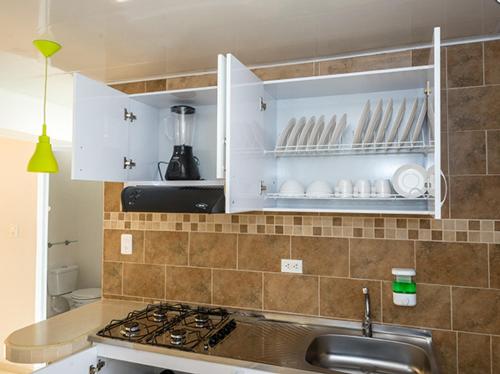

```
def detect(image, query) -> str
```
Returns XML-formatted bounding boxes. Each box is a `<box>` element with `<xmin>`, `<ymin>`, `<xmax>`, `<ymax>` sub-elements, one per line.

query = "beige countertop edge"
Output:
<box><xmin>4</xmin><ymin>299</ymin><xmax>147</xmax><ymax>364</ymax></box>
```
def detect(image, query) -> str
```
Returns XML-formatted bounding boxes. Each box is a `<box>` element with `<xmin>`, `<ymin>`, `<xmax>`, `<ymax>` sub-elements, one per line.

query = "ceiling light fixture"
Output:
<box><xmin>27</xmin><ymin>40</ymin><xmax>61</xmax><ymax>173</ymax></box>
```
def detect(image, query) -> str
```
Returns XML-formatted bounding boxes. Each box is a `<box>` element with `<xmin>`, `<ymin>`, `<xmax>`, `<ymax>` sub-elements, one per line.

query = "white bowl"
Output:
<box><xmin>306</xmin><ymin>181</ymin><xmax>333</xmax><ymax>197</ymax></box>
<box><xmin>279</xmin><ymin>180</ymin><xmax>305</xmax><ymax>196</ymax></box>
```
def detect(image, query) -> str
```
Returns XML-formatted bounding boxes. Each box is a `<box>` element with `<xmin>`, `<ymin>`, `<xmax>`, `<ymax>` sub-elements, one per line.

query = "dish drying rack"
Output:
<box><xmin>266</xmin><ymin>140</ymin><xmax>435</xmax><ymax>157</ymax></box>
<box><xmin>265</xmin><ymin>193</ymin><xmax>434</xmax><ymax>201</ymax></box>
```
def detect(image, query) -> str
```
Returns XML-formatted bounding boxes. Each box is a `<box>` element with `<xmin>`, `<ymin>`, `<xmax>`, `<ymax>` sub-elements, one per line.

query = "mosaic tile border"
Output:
<box><xmin>103</xmin><ymin>213</ymin><xmax>500</xmax><ymax>244</ymax></box>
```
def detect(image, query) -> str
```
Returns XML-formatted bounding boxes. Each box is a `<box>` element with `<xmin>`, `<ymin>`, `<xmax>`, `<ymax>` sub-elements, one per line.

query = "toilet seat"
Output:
<box><xmin>71</xmin><ymin>288</ymin><xmax>101</xmax><ymax>301</ymax></box>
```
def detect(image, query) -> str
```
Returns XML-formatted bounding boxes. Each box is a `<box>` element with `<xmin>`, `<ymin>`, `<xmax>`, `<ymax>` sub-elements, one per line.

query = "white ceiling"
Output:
<box><xmin>0</xmin><ymin>0</ymin><xmax>499</xmax><ymax>83</ymax></box>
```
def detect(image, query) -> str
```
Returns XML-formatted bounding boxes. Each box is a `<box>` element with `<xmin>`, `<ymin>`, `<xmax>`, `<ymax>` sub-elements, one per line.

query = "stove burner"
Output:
<box><xmin>120</xmin><ymin>321</ymin><xmax>141</xmax><ymax>337</ymax></box>
<box><xmin>152</xmin><ymin>309</ymin><xmax>168</xmax><ymax>322</ymax></box>
<box><xmin>194</xmin><ymin>313</ymin><xmax>209</xmax><ymax>327</ymax></box>
<box><xmin>170</xmin><ymin>329</ymin><xmax>187</xmax><ymax>345</ymax></box>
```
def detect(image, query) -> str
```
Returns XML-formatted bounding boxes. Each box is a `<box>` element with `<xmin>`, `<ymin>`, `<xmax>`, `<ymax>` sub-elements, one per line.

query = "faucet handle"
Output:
<box><xmin>362</xmin><ymin>287</ymin><xmax>369</xmax><ymax>294</ymax></box>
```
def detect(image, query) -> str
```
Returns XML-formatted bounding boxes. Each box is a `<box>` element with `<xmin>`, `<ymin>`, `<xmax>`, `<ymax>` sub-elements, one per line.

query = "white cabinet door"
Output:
<box><xmin>225</xmin><ymin>54</ymin><xmax>266</xmax><ymax>213</ymax></box>
<box><xmin>72</xmin><ymin>74</ymin><xmax>129</xmax><ymax>181</ymax></box>
<box><xmin>34</xmin><ymin>347</ymin><xmax>103</xmax><ymax>374</ymax></box>
<box><xmin>429</xmin><ymin>27</ymin><xmax>442</xmax><ymax>218</ymax></box>
<box><xmin>127</xmin><ymin>100</ymin><xmax>160</xmax><ymax>181</ymax></box>
<box><xmin>216</xmin><ymin>54</ymin><xmax>227</xmax><ymax>179</ymax></box>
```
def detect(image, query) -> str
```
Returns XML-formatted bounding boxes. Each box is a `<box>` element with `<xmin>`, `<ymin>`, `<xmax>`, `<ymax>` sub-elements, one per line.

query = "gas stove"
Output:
<box><xmin>96</xmin><ymin>303</ymin><xmax>236</xmax><ymax>352</ymax></box>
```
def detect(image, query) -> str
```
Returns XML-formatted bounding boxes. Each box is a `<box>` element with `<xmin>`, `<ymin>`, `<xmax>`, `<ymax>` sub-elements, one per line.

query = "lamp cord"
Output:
<box><xmin>42</xmin><ymin>56</ymin><xmax>48</xmax><ymax>135</ymax></box>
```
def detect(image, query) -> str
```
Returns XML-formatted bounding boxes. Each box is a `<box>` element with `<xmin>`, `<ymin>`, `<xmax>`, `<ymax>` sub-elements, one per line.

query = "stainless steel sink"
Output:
<box><xmin>305</xmin><ymin>334</ymin><xmax>432</xmax><ymax>374</ymax></box>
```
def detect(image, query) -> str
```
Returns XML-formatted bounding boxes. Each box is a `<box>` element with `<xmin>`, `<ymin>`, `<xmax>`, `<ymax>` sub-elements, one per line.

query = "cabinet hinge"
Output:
<box><xmin>260</xmin><ymin>180</ymin><xmax>267</xmax><ymax>194</ymax></box>
<box><xmin>123</xmin><ymin>157</ymin><xmax>136</xmax><ymax>169</ymax></box>
<box><xmin>424</xmin><ymin>81</ymin><xmax>431</xmax><ymax>96</ymax></box>
<box><xmin>124</xmin><ymin>108</ymin><xmax>137</xmax><ymax>122</ymax></box>
<box><xmin>259</xmin><ymin>97</ymin><xmax>267</xmax><ymax>111</ymax></box>
<box><xmin>89</xmin><ymin>359</ymin><xmax>105</xmax><ymax>374</ymax></box>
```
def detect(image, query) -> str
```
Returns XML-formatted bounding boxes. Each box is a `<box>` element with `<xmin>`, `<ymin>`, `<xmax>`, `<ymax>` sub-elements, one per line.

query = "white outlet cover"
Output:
<box><xmin>121</xmin><ymin>234</ymin><xmax>133</xmax><ymax>255</ymax></box>
<box><xmin>281</xmin><ymin>259</ymin><xmax>303</xmax><ymax>274</ymax></box>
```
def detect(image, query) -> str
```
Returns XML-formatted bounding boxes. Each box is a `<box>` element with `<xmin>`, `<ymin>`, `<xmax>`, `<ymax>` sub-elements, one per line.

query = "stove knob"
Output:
<box><xmin>204</xmin><ymin>343</ymin><xmax>209</xmax><ymax>351</ymax></box>
<box><xmin>209</xmin><ymin>336</ymin><xmax>218</xmax><ymax>347</ymax></box>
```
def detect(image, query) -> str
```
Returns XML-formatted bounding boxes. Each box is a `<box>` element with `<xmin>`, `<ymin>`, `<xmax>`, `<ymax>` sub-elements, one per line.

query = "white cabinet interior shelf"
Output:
<box><xmin>265</xmin><ymin>193</ymin><xmax>434</xmax><ymax>201</ymax></box>
<box><xmin>124</xmin><ymin>180</ymin><xmax>224</xmax><ymax>187</ymax></box>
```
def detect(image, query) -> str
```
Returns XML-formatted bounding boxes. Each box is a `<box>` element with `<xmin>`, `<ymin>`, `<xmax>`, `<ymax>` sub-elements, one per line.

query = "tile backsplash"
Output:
<box><xmin>104</xmin><ymin>39</ymin><xmax>500</xmax><ymax>374</ymax></box>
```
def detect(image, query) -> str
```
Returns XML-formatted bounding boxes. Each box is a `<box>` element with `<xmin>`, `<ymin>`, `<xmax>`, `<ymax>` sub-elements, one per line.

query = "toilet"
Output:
<box><xmin>48</xmin><ymin>265</ymin><xmax>101</xmax><ymax>314</ymax></box>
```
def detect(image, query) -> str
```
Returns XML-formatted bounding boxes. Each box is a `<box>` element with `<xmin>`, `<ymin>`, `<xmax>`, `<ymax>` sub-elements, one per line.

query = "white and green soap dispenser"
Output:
<box><xmin>392</xmin><ymin>268</ymin><xmax>416</xmax><ymax>306</ymax></box>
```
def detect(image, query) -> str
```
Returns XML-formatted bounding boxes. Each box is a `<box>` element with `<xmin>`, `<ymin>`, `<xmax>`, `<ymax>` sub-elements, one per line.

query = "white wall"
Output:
<box><xmin>0</xmin><ymin>137</ymin><xmax>38</xmax><ymax>362</ymax></box>
<box><xmin>47</xmin><ymin>150</ymin><xmax>103</xmax><ymax>316</ymax></box>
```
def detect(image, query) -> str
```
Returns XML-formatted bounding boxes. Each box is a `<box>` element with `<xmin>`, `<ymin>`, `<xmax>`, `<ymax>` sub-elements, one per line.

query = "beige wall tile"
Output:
<box><xmin>318</xmin><ymin>51</ymin><xmax>411</xmax><ymax>75</ymax></box>
<box><xmin>110</xmin><ymin>81</ymin><xmax>146</xmax><ymax>94</ymax></box>
<box><xmin>104</xmin><ymin>182</ymin><xmax>122</xmax><ymax>212</ymax></box>
<box><xmin>167</xmin><ymin>73</ymin><xmax>217</xmax><ymax>90</ymax></box>
<box><xmin>447</xmin><ymin>42</ymin><xmax>483</xmax><ymax>88</ymax></box>
<box><xmin>493</xmin><ymin>336</ymin><xmax>500</xmax><ymax>374</ymax></box>
<box><xmin>487</xmin><ymin>130</ymin><xmax>500</xmax><ymax>174</ymax></box>
<box><xmin>291</xmin><ymin>237</ymin><xmax>348</xmax><ymax>277</ymax></box>
<box><xmin>350</xmin><ymin>239</ymin><xmax>414</xmax><ymax>280</ymax></box>
<box><xmin>123</xmin><ymin>263</ymin><xmax>165</xmax><ymax>299</ymax></box>
<box><xmin>252</xmin><ymin>63</ymin><xmax>314</xmax><ymax>81</ymax></box>
<box><xmin>189</xmin><ymin>233</ymin><xmax>237</xmax><ymax>269</ymax></box>
<box><xmin>238</xmin><ymin>234</ymin><xmax>289</xmax><ymax>272</ymax></box>
<box><xmin>453</xmin><ymin>287</ymin><xmax>500</xmax><ymax>334</ymax></box>
<box><xmin>144</xmin><ymin>231</ymin><xmax>188</xmax><ymax>265</ymax></box>
<box><xmin>416</xmin><ymin>241</ymin><xmax>488</xmax><ymax>287</ymax></box>
<box><xmin>264</xmin><ymin>273</ymin><xmax>318</xmax><ymax>315</ymax></box>
<box><xmin>448</xmin><ymin>131</ymin><xmax>486</xmax><ymax>175</ymax></box>
<box><xmin>490</xmin><ymin>244</ymin><xmax>500</xmax><ymax>289</ymax></box>
<box><xmin>457</xmin><ymin>332</ymin><xmax>491</xmax><ymax>374</ymax></box>
<box><xmin>102</xmin><ymin>262</ymin><xmax>122</xmax><ymax>295</ymax></box>
<box><xmin>320</xmin><ymin>277</ymin><xmax>381</xmax><ymax>321</ymax></box>
<box><xmin>164</xmin><ymin>266</ymin><xmax>211</xmax><ymax>304</ymax></box>
<box><xmin>382</xmin><ymin>282</ymin><xmax>451</xmax><ymax>329</ymax></box>
<box><xmin>213</xmin><ymin>270</ymin><xmax>262</xmax><ymax>310</ymax></box>
<box><xmin>103</xmin><ymin>230</ymin><xmax>144</xmax><ymax>263</ymax></box>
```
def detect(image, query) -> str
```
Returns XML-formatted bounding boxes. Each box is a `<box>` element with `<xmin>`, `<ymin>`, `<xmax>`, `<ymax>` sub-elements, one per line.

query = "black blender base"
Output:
<box><xmin>166</xmin><ymin>145</ymin><xmax>200</xmax><ymax>180</ymax></box>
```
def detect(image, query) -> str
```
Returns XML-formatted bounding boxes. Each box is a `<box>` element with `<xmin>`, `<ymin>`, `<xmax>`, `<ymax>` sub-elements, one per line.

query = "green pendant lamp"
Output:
<box><xmin>27</xmin><ymin>39</ymin><xmax>62</xmax><ymax>173</ymax></box>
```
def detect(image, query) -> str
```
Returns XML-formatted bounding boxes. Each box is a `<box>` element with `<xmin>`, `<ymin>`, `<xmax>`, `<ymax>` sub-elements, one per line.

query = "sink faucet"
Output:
<box><xmin>362</xmin><ymin>287</ymin><xmax>372</xmax><ymax>337</ymax></box>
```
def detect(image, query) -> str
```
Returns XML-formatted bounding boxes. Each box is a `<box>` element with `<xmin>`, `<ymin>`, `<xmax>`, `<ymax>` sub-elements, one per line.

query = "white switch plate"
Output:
<box><xmin>281</xmin><ymin>259</ymin><xmax>303</xmax><ymax>273</ymax></box>
<box><xmin>121</xmin><ymin>234</ymin><xmax>133</xmax><ymax>255</ymax></box>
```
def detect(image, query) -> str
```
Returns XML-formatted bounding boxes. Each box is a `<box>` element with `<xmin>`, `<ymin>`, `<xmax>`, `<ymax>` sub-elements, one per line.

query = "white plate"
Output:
<box><xmin>427</xmin><ymin>165</ymin><xmax>435</xmax><ymax>196</ymax></box>
<box><xmin>374</xmin><ymin>98</ymin><xmax>393</xmax><ymax>143</ymax></box>
<box><xmin>286</xmin><ymin>116</ymin><xmax>306</xmax><ymax>149</ymax></box>
<box><xmin>275</xmin><ymin>118</ymin><xmax>296</xmax><ymax>148</ymax></box>
<box><xmin>391</xmin><ymin>163</ymin><xmax>427</xmax><ymax>198</ymax></box>
<box><xmin>399</xmin><ymin>98</ymin><xmax>419</xmax><ymax>142</ymax></box>
<box><xmin>386</xmin><ymin>98</ymin><xmax>405</xmax><ymax>143</ymax></box>
<box><xmin>352</xmin><ymin>100</ymin><xmax>370</xmax><ymax>144</ymax></box>
<box><xmin>330</xmin><ymin>113</ymin><xmax>347</xmax><ymax>145</ymax></box>
<box><xmin>297</xmin><ymin>116</ymin><xmax>316</xmax><ymax>148</ymax></box>
<box><xmin>307</xmin><ymin>115</ymin><xmax>325</xmax><ymax>148</ymax></box>
<box><xmin>317</xmin><ymin>114</ymin><xmax>336</xmax><ymax>146</ymax></box>
<box><xmin>411</xmin><ymin>99</ymin><xmax>427</xmax><ymax>142</ymax></box>
<box><xmin>427</xmin><ymin>100</ymin><xmax>434</xmax><ymax>140</ymax></box>
<box><xmin>363</xmin><ymin>99</ymin><xmax>383</xmax><ymax>144</ymax></box>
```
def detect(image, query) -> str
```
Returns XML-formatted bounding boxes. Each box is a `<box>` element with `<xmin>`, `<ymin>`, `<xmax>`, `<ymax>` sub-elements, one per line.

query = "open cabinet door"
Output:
<box><xmin>225</xmin><ymin>54</ymin><xmax>266</xmax><ymax>213</ymax></box>
<box><xmin>216</xmin><ymin>54</ymin><xmax>226</xmax><ymax>179</ymax></box>
<box><xmin>72</xmin><ymin>74</ymin><xmax>129</xmax><ymax>181</ymax></box>
<box><xmin>429</xmin><ymin>27</ymin><xmax>442</xmax><ymax>218</ymax></box>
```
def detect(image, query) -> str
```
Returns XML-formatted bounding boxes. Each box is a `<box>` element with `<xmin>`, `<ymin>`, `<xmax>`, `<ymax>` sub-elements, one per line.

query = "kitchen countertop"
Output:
<box><xmin>4</xmin><ymin>300</ymin><xmax>147</xmax><ymax>364</ymax></box>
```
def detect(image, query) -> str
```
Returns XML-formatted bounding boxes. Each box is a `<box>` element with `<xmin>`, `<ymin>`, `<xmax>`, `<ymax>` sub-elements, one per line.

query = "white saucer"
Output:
<box><xmin>391</xmin><ymin>164</ymin><xmax>427</xmax><ymax>198</ymax></box>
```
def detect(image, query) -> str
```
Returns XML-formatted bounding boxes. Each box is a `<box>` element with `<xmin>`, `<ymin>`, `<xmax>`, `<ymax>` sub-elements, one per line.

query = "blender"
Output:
<box><xmin>166</xmin><ymin>105</ymin><xmax>200</xmax><ymax>180</ymax></box>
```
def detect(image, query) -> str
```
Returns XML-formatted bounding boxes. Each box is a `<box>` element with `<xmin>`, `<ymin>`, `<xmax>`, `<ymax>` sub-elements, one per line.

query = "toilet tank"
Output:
<box><xmin>48</xmin><ymin>265</ymin><xmax>79</xmax><ymax>296</ymax></box>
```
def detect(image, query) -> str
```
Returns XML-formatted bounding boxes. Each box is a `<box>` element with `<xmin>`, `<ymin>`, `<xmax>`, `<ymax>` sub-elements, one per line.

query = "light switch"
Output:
<box><xmin>121</xmin><ymin>234</ymin><xmax>133</xmax><ymax>255</ymax></box>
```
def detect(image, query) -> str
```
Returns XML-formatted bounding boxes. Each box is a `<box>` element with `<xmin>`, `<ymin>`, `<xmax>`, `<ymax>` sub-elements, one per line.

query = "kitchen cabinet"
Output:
<box><xmin>72</xmin><ymin>56</ymin><xmax>227</xmax><ymax>185</ymax></box>
<box><xmin>72</xmin><ymin>28</ymin><xmax>441</xmax><ymax>217</ymax></box>
<box><xmin>225</xmin><ymin>27</ymin><xmax>442</xmax><ymax>217</ymax></box>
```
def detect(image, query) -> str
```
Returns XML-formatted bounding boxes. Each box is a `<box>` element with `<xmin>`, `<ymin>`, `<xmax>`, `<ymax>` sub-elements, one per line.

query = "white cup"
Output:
<box><xmin>335</xmin><ymin>179</ymin><xmax>353</xmax><ymax>198</ymax></box>
<box><xmin>373</xmin><ymin>179</ymin><xmax>392</xmax><ymax>197</ymax></box>
<box><xmin>354</xmin><ymin>179</ymin><xmax>371</xmax><ymax>198</ymax></box>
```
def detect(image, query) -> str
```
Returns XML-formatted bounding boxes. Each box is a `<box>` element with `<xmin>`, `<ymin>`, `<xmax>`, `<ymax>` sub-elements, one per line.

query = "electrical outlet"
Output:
<box><xmin>281</xmin><ymin>259</ymin><xmax>303</xmax><ymax>274</ymax></box>
<box><xmin>121</xmin><ymin>234</ymin><xmax>133</xmax><ymax>255</ymax></box>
